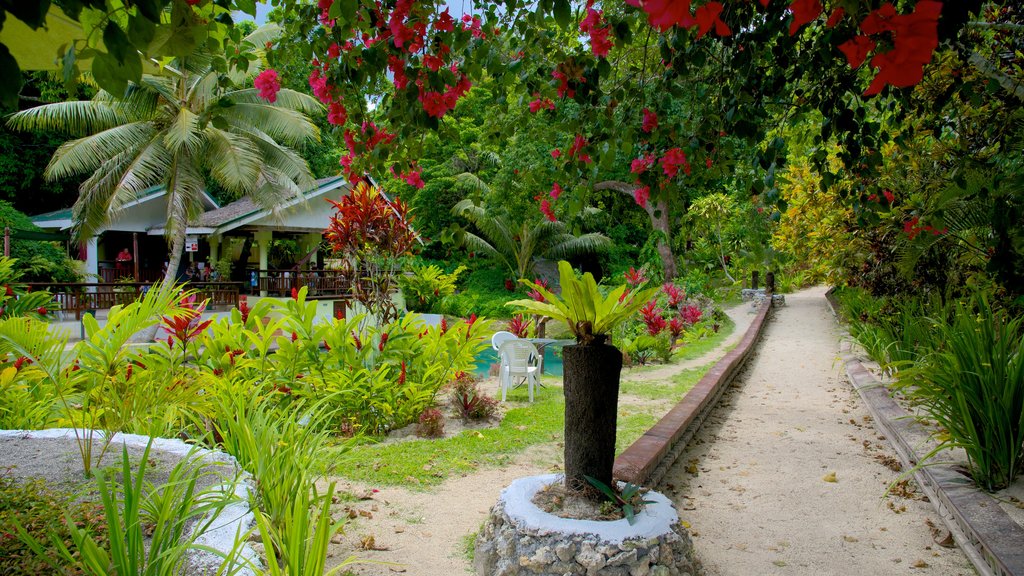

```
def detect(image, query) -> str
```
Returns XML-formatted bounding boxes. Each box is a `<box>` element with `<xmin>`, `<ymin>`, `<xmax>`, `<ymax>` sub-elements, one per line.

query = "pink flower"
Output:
<box><xmin>434</xmin><ymin>9</ymin><xmax>455</xmax><ymax>32</ymax></box>
<box><xmin>327</xmin><ymin>101</ymin><xmax>347</xmax><ymax>126</ymax></box>
<box><xmin>641</xmin><ymin>108</ymin><xmax>658</xmax><ymax>133</ymax></box>
<box><xmin>550</xmin><ymin>182</ymin><xmax>563</xmax><ymax>200</ymax></box>
<box><xmin>633</xmin><ymin>185</ymin><xmax>650</xmax><ymax>208</ymax></box>
<box><xmin>423</xmin><ymin>53</ymin><xmax>444</xmax><ymax>72</ymax></box>
<box><xmin>568</xmin><ymin>134</ymin><xmax>587</xmax><ymax>159</ymax></box>
<box><xmin>624</xmin><ymin>266</ymin><xmax>647</xmax><ymax>287</ymax></box>
<box><xmin>551</xmin><ymin>148</ymin><xmax>562</xmax><ymax>159</ymax></box>
<box><xmin>254</xmin><ymin>69</ymin><xmax>281</xmax><ymax>103</ymax></box>
<box><xmin>529</xmin><ymin>98</ymin><xmax>555</xmax><ymax>113</ymax></box>
<box><xmin>631</xmin><ymin>154</ymin><xmax>655</xmax><ymax>175</ymax></box>
<box><xmin>403</xmin><ymin>169</ymin><xmax>425</xmax><ymax>189</ymax></box>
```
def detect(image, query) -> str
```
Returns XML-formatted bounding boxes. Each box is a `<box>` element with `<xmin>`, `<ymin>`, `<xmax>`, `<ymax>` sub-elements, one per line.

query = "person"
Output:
<box><xmin>115</xmin><ymin>248</ymin><xmax>133</xmax><ymax>278</ymax></box>
<box><xmin>250</xmin><ymin>270</ymin><xmax>258</xmax><ymax>294</ymax></box>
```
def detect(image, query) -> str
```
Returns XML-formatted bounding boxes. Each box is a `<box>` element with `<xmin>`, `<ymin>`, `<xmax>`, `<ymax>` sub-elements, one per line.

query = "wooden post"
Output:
<box><xmin>751</xmin><ymin>270</ymin><xmax>759</xmax><ymax>291</ymax></box>
<box><xmin>766</xmin><ymin>271</ymin><xmax>776</xmax><ymax>295</ymax></box>
<box><xmin>132</xmin><ymin>232</ymin><xmax>139</xmax><ymax>281</ymax></box>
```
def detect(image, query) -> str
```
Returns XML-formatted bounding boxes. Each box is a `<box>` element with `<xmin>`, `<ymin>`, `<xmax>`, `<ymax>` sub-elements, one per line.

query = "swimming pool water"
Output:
<box><xmin>474</xmin><ymin>347</ymin><xmax>564</xmax><ymax>377</ymax></box>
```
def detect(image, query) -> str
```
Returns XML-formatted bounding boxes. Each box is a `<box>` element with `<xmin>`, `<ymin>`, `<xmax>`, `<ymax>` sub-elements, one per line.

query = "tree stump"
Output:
<box><xmin>562</xmin><ymin>342</ymin><xmax>622</xmax><ymax>493</ymax></box>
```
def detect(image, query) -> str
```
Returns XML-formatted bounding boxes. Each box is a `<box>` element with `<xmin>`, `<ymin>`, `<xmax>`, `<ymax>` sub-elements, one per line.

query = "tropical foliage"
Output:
<box><xmin>5</xmin><ymin>24</ymin><xmax>320</xmax><ymax>284</ymax></box>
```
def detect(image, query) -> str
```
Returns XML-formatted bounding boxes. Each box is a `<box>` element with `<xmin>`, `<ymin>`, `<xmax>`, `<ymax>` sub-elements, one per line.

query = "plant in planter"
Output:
<box><xmin>507</xmin><ymin>261</ymin><xmax>658</xmax><ymax>494</ymax></box>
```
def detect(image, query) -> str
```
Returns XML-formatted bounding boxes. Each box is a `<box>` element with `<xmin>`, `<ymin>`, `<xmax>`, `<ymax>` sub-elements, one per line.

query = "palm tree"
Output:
<box><xmin>452</xmin><ymin>198</ymin><xmax>611</xmax><ymax>281</ymax></box>
<box><xmin>5</xmin><ymin>25</ymin><xmax>321</xmax><ymax>284</ymax></box>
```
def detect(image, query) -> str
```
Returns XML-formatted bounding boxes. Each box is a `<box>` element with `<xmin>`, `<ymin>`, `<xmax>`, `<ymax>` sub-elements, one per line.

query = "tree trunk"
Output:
<box><xmin>163</xmin><ymin>225</ymin><xmax>187</xmax><ymax>286</ymax></box>
<box><xmin>594</xmin><ymin>180</ymin><xmax>678</xmax><ymax>279</ymax></box>
<box><xmin>562</xmin><ymin>342</ymin><xmax>622</xmax><ymax>496</ymax></box>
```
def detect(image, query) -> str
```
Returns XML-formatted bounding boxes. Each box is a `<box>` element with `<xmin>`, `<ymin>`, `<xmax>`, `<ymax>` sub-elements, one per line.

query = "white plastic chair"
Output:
<box><xmin>498</xmin><ymin>339</ymin><xmax>540</xmax><ymax>402</ymax></box>
<box><xmin>491</xmin><ymin>330</ymin><xmax>517</xmax><ymax>351</ymax></box>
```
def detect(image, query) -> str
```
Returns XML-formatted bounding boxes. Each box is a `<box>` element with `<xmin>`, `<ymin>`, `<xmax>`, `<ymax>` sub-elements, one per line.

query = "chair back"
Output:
<box><xmin>491</xmin><ymin>330</ymin><xmax>518</xmax><ymax>351</ymax></box>
<box><xmin>499</xmin><ymin>339</ymin><xmax>539</xmax><ymax>374</ymax></box>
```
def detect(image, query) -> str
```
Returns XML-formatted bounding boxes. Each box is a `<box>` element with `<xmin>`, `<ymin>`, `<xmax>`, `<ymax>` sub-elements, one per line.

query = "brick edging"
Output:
<box><xmin>613</xmin><ymin>299</ymin><xmax>773</xmax><ymax>486</ymax></box>
<box><xmin>825</xmin><ymin>288</ymin><xmax>1024</xmax><ymax>576</ymax></box>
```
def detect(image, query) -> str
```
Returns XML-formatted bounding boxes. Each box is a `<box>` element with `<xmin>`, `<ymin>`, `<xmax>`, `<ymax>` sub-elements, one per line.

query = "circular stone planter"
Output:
<box><xmin>474</xmin><ymin>474</ymin><xmax>699</xmax><ymax>576</ymax></box>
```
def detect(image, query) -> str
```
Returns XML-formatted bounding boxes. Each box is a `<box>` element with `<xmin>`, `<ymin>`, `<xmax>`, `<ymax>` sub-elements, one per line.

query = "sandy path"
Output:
<box><xmin>659</xmin><ymin>286</ymin><xmax>973</xmax><ymax>575</ymax></box>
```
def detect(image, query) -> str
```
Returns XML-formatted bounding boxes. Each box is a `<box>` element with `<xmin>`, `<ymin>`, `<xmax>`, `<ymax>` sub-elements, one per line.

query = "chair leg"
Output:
<box><xmin>501</xmin><ymin>370</ymin><xmax>507</xmax><ymax>402</ymax></box>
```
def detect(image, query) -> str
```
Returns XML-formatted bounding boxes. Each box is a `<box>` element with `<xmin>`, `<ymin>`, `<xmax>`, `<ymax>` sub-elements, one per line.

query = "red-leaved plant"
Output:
<box><xmin>507</xmin><ymin>314</ymin><xmax>531</xmax><ymax>338</ymax></box>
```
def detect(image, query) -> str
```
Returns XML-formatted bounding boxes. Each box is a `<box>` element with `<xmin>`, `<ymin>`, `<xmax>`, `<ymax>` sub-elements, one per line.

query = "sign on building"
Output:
<box><xmin>185</xmin><ymin>236</ymin><xmax>199</xmax><ymax>252</ymax></box>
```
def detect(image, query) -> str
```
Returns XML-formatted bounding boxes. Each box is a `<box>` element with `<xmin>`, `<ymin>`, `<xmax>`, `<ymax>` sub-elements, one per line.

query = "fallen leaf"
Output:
<box><xmin>773</xmin><ymin>560</ymin><xmax>787</xmax><ymax>567</ymax></box>
<box><xmin>843</xmin><ymin>535</ymin><xmax>859</xmax><ymax>542</ymax></box>
<box><xmin>912</xmin><ymin>559</ymin><xmax>929</xmax><ymax>568</ymax></box>
<box><xmin>823</xmin><ymin>471</ymin><xmax>837</xmax><ymax>483</ymax></box>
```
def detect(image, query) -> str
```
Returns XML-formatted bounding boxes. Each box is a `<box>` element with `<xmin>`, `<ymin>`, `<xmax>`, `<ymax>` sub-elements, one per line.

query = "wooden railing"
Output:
<box><xmin>27</xmin><ymin>282</ymin><xmax>243</xmax><ymax>319</ymax></box>
<box><xmin>245</xmin><ymin>269</ymin><xmax>355</xmax><ymax>298</ymax></box>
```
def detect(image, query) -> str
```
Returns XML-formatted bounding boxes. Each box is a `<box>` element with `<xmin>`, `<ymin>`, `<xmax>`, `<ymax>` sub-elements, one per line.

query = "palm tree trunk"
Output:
<box><xmin>164</xmin><ymin>226</ymin><xmax>187</xmax><ymax>285</ymax></box>
<box><xmin>562</xmin><ymin>341</ymin><xmax>622</xmax><ymax>497</ymax></box>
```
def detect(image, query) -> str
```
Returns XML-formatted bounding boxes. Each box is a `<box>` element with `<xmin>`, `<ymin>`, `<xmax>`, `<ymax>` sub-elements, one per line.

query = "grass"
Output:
<box><xmin>335</xmin><ymin>312</ymin><xmax>737</xmax><ymax>488</ymax></box>
<box><xmin>337</xmin><ymin>384</ymin><xmax>565</xmax><ymax>487</ymax></box>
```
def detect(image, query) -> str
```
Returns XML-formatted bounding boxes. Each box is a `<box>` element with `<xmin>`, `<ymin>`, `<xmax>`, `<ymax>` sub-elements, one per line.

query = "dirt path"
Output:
<box><xmin>659</xmin><ymin>286</ymin><xmax>973</xmax><ymax>575</ymax></box>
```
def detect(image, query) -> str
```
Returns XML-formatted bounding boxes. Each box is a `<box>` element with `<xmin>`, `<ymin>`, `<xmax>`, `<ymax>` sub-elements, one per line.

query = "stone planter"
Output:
<box><xmin>475</xmin><ymin>474</ymin><xmax>699</xmax><ymax>576</ymax></box>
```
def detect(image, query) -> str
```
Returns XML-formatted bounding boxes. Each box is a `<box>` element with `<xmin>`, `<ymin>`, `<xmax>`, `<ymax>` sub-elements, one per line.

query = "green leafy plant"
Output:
<box><xmin>398</xmin><ymin>263</ymin><xmax>465</xmax><ymax>312</ymax></box>
<box><xmin>14</xmin><ymin>440</ymin><xmax>243</xmax><ymax>576</ymax></box>
<box><xmin>508</xmin><ymin>261</ymin><xmax>658</xmax><ymax>344</ymax></box>
<box><xmin>583</xmin><ymin>475</ymin><xmax>655</xmax><ymax>526</ymax></box>
<box><xmin>251</xmin><ymin>482</ymin><xmax>358</xmax><ymax>576</ymax></box>
<box><xmin>896</xmin><ymin>297</ymin><xmax>1024</xmax><ymax>491</ymax></box>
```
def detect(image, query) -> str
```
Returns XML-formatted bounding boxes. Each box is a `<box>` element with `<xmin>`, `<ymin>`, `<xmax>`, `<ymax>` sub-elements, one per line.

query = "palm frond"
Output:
<box><xmin>225</xmin><ymin>88</ymin><xmax>324</xmax><ymax>116</ymax></box>
<box><xmin>221</xmin><ymin>102</ymin><xmax>321</xmax><ymax>144</ymax></box>
<box><xmin>203</xmin><ymin>127</ymin><xmax>262</xmax><ymax>194</ymax></box>
<box><xmin>6</xmin><ymin>100</ymin><xmax>133</xmax><ymax>136</ymax></box>
<box><xmin>0</xmin><ymin>317</ymin><xmax>70</xmax><ymax>385</ymax></box>
<box><xmin>73</xmin><ymin>141</ymin><xmax>172</xmax><ymax>239</ymax></box>
<box><xmin>451</xmin><ymin>199</ymin><xmax>517</xmax><ymax>258</ymax></box>
<box><xmin>163</xmin><ymin>157</ymin><xmax>206</xmax><ymax>241</ymax></box>
<box><xmin>454</xmin><ymin>172</ymin><xmax>491</xmax><ymax>196</ymax></box>
<box><xmin>544</xmin><ymin>233</ymin><xmax>612</xmax><ymax>259</ymax></box>
<box><xmin>45</xmin><ymin>122</ymin><xmax>158</xmax><ymax>182</ymax></box>
<box><xmin>163</xmin><ymin>108</ymin><xmax>202</xmax><ymax>155</ymax></box>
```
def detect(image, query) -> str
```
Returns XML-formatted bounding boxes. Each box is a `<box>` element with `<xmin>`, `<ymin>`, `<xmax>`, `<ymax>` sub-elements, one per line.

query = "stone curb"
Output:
<box><xmin>0</xmin><ymin>428</ymin><xmax>261</xmax><ymax>575</ymax></box>
<box><xmin>823</xmin><ymin>289</ymin><xmax>1024</xmax><ymax>576</ymax></box>
<box><xmin>613</xmin><ymin>299</ymin><xmax>773</xmax><ymax>486</ymax></box>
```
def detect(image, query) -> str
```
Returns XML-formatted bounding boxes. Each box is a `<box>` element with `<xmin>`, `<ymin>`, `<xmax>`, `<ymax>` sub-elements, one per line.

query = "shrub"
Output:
<box><xmin>897</xmin><ymin>297</ymin><xmax>1024</xmax><ymax>491</ymax></box>
<box><xmin>415</xmin><ymin>407</ymin><xmax>445</xmax><ymax>438</ymax></box>
<box><xmin>450</xmin><ymin>373</ymin><xmax>499</xmax><ymax>420</ymax></box>
<box><xmin>0</xmin><ymin>474</ymin><xmax>108</xmax><ymax>576</ymax></box>
<box><xmin>398</xmin><ymin>263</ymin><xmax>465</xmax><ymax>313</ymax></box>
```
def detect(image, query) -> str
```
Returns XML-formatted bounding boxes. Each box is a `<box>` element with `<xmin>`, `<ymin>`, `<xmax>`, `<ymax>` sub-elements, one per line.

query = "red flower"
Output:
<box><xmin>327</xmin><ymin>101</ymin><xmax>348</xmax><ymax>126</ymax></box>
<box><xmin>540</xmin><ymin>199</ymin><xmax>557</xmax><ymax>222</ymax></box>
<box><xmin>327</xmin><ymin>43</ymin><xmax>341</xmax><ymax>59</ymax></box>
<box><xmin>624</xmin><ymin>267</ymin><xmax>647</xmax><ymax>287</ymax></box>
<box><xmin>883</xmin><ymin>189</ymin><xmax>895</xmax><ymax>203</ymax></box>
<box><xmin>504</xmin><ymin>278</ymin><xmax>515</xmax><ymax>291</ymax></box>
<box><xmin>398</xmin><ymin>361</ymin><xmax>407</xmax><ymax>385</ymax></box>
<box><xmin>528</xmin><ymin>278</ymin><xmax>550</xmax><ymax>301</ymax></box>
<box><xmin>663</xmin><ymin>282</ymin><xmax>685</xmax><ymax>308</ymax></box>
<box><xmin>862</xmin><ymin>1</ymin><xmax>942</xmax><ymax>96</ymax></box>
<box><xmin>838</xmin><ymin>36</ymin><xmax>876</xmax><ymax>69</ymax></box>
<box><xmin>440</xmin><ymin>317</ymin><xmax>448</xmax><ymax>334</ymax></box>
<box><xmin>629</xmin><ymin>0</ymin><xmax>695</xmax><ymax>32</ymax></box>
<box><xmin>552</xmin><ymin>70</ymin><xmax>576</xmax><ymax>99</ymax></box>
<box><xmin>550</xmin><ymin>182</ymin><xmax>563</xmax><ymax>200</ymax></box>
<box><xmin>254</xmin><ymin>69</ymin><xmax>281</xmax><ymax>103</ymax></box>
<box><xmin>641</xmin><ymin>108</ymin><xmax>658</xmax><ymax>133</ymax></box>
<box><xmin>660</xmin><ymin>148</ymin><xmax>690</xmax><ymax>178</ymax></box>
<box><xmin>291</xmin><ymin>331</ymin><xmax>298</xmax><ymax>342</ymax></box>
<box><xmin>388</xmin><ymin>55</ymin><xmax>409</xmax><ymax>90</ymax></box>
<box><xmin>551</xmin><ymin>148</ymin><xmax>562</xmax><ymax>159</ymax></box>
<box><xmin>465</xmin><ymin>313</ymin><xmax>478</xmax><ymax>341</ymax></box>
<box><xmin>640</xmin><ymin>300</ymin><xmax>666</xmax><ymax>336</ymax></box>
<box><xmin>402</xmin><ymin>168</ymin><xmax>425</xmax><ymax>189</ymax></box>
<box><xmin>589</xmin><ymin>25</ymin><xmax>613</xmax><ymax>57</ymax></box>
<box><xmin>681</xmin><ymin>304</ymin><xmax>702</xmax><ymax>325</ymax></box>
<box><xmin>4</xmin><ymin>285</ymin><xmax>12</xmax><ymax>297</ymax></box>
<box><xmin>787</xmin><ymin>0</ymin><xmax>822</xmax><ymax>36</ymax></box>
<box><xmin>378</xmin><ymin>332</ymin><xmax>389</xmax><ymax>352</ymax></box>
<box><xmin>669</xmin><ymin>316</ymin><xmax>685</xmax><ymax>339</ymax></box>
<box><xmin>423</xmin><ymin>53</ymin><xmax>444</xmax><ymax>72</ymax></box>
<box><xmin>631</xmin><ymin>154</ymin><xmax>655</xmax><ymax>175</ymax></box>
<box><xmin>434</xmin><ymin>9</ymin><xmax>454</xmax><ymax>32</ymax></box>
<box><xmin>529</xmin><ymin>98</ymin><xmax>555</xmax><ymax>113</ymax></box>
<box><xmin>291</xmin><ymin>287</ymin><xmax>298</xmax><ymax>300</ymax></box>
<box><xmin>568</xmin><ymin>134</ymin><xmax>587</xmax><ymax>159</ymax></box>
<box><xmin>36</xmin><ymin>306</ymin><xmax>47</xmax><ymax>315</ymax></box>
<box><xmin>694</xmin><ymin>2</ymin><xmax>730</xmax><ymax>39</ymax></box>
<box><xmin>633</xmin><ymin>185</ymin><xmax>650</xmax><ymax>209</ymax></box>
<box><xmin>352</xmin><ymin>331</ymin><xmax>362</xmax><ymax>350</ymax></box>
<box><xmin>508</xmin><ymin>314</ymin><xmax>531</xmax><ymax>338</ymax></box>
<box><xmin>826</xmin><ymin>7</ymin><xmax>845</xmax><ymax>28</ymax></box>
<box><xmin>13</xmin><ymin>356</ymin><xmax>29</xmax><ymax>371</ymax></box>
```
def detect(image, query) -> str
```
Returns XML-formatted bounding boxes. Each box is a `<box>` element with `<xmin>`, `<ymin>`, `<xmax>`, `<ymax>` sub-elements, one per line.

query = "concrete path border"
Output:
<box><xmin>613</xmin><ymin>299</ymin><xmax>773</xmax><ymax>486</ymax></box>
<box><xmin>825</xmin><ymin>289</ymin><xmax>1024</xmax><ymax>576</ymax></box>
